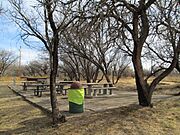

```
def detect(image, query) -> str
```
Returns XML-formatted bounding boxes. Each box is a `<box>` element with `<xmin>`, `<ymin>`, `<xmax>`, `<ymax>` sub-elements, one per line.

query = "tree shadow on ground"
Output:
<box><xmin>1</xmin><ymin>117</ymin><xmax>51</xmax><ymax>135</ymax></box>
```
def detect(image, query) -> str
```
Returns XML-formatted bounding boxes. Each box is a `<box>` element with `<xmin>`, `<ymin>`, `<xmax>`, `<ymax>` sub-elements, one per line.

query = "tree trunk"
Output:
<box><xmin>49</xmin><ymin>31</ymin><xmax>66</xmax><ymax>125</ymax></box>
<box><xmin>176</xmin><ymin>52</ymin><xmax>180</xmax><ymax>72</ymax></box>
<box><xmin>49</xmin><ymin>67</ymin><xmax>60</xmax><ymax>124</ymax></box>
<box><xmin>104</xmin><ymin>73</ymin><xmax>113</xmax><ymax>87</ymax></box>
<box><xmin>92</xmin><ymin>68</ymin><xmax>99</xmax><ymax>82</ymax></box>
<box><xmin>134</xmin><ymin>71</ymin><xmax>152</xmax><ymax>106</ymax></box>
<box><xmin>49</xmin><ymin>50</ymin><xmax>66</xmax><ymax>126</ymax></box>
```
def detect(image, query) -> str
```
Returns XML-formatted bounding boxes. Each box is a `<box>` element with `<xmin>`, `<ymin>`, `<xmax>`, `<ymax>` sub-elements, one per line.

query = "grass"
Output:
<box><xmin>0</xmin><ymin>86</ymin><xmax>51</xmax><ymax>134</ymax></box>
<box><xmin>0</xmin><ymin>87</ymin><xmax>179</xmax><ymax>135</ymax></box>
<box><xmin>0</xmin><ymin>77</ymin><xmax>180</xmax><ymax>135</ymax></box>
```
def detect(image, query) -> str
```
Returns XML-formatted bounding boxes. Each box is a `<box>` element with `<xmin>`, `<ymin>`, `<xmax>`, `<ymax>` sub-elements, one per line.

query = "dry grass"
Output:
<box><xmin>0</xmin><ymin>86</ymin><xmax>51</xmax><ymax>135</ymax></box>
<box><xmin>0</xmin><ymin>77</ymin><xmax>23</xmax><ymax>86</ymax></box>
<box><xmin>0</xmin><ymin>76</ymin><xmax>180</xmax><ymax>135</ymax></box>
<box><xmin>0</xmin><ymin>86</ymin><xmax>179</xmax><ymax>135</ymax></box>
<box><xmin>36</xmin><ymin>96</ymin><xmax>179</xmax><ymax>135</ymax></box>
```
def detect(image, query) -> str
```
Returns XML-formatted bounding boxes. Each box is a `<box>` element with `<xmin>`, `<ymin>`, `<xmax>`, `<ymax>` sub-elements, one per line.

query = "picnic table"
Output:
<box><xmin>82</xmin><ymin>82</ymin><xmax>116</xmax><ymax>97</ymax></box>
<box><xmin>21</xmin><ymin>81</ymin><xmax>38</xmax><ymax>91</ymax></box>
<box><xmin>20</xmin><ymin>81</ymin><xmax>116</xmax><ymax>97</ymax></box>
<box><xmin>21</xmin><ymin>81</ymin><xmax>74</xmax><ymax>97</ymax></box>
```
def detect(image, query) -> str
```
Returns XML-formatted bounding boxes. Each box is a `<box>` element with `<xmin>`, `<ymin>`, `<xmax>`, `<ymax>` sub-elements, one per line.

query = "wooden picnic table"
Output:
<box><xmin>22</xmin><ymin>82</ymin><xmax>73</xmax><ymax>97</ymax></box>
<box><xmin>20</xmin><ymin>81</ymin><xmax>116</xmax><ymax>97</ymax></box>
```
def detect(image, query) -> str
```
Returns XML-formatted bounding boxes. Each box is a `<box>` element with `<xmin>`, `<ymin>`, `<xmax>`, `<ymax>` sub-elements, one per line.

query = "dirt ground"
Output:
<box><xmin>0</xmin><ymin>76</ymin><xmax>180</xmax><ymax>135</ymax></box>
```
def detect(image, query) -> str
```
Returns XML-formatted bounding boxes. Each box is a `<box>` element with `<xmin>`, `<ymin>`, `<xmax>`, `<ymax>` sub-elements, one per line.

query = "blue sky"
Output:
<box><xmin>0</xmin><ymin>8</ymin><xmax>39</xmax><ymax>65</ymax></box>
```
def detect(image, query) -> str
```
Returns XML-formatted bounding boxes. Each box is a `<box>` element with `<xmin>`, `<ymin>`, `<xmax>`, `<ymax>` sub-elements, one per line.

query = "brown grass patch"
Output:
<box><xmin>0</xmin><ymin>85</ymin><xmax>179</xmax><ymax>135</ymax></box>
<box><xmin>0</xmin><ymin>76</ymin><xmax>180</xmax><ymax>134</ymax></box>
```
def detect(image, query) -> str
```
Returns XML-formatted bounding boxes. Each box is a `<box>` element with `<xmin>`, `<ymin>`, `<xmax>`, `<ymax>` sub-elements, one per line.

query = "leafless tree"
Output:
<box><xmin>0</xmin><ymin>49</ymin><xmax>17</xmax><ymax>76</ymax></box>
<box><xmin>62</xmin><ymin>14</ymin><xmax>122</xmax><ymax>85</ymax></box>
<box><xmin>60</xmin><ymin>50</ymin><xmax>100</xmax><ymax>82</ymax></box>
<box><xmin>94</xmin><ymin>0</ymin><xmax>179</xmax><ymax>106</ymax></box>
<box><xmin>23</xmin><ymin>59</ymin><xmax>49</xmax><ymax>76</ymax></box>
<box><xmin>156</xmin><ymin>1</ymin><xmax>180</xmax><ymax>73</ymax></box>
<box><xmin>111</xmin><ymin>54</ymin><xmax>131</xmax><ymax>84</ymax></box>
<box><xmin>7</xmin><ymin>0</ymin><xmax>77</xmax><ymax>125</ymax></box>
<box><xmin>0</xmin><ymin>2</ymin><xmax>3</xmax><ymax>13</ymax></box>
<box><xmin>143</xmin><ymin>0</ymin><xmax>180</xmax><ymax>76</ymax></box>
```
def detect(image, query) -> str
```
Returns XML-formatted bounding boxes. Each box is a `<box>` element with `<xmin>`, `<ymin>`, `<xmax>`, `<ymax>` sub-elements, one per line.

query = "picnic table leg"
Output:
<box><xmin>109</xmin><ymin>89</ymin><xmax>112</xmax><ymax>95</ymax></box>
<box><xmin>34</xmin><ymin>89</ymin><xmax>36</xmax><ymax>96</ymax></box>
<box><xmin>93</xmin><ymin>89</ymin><xmax>97</xmax><ymax>96</ymax></box>
<box><xmin>39</xmin><ymin>90</ymin><xmax>42</xmax><ymax>97</ymax></box>
<box><xmin>60</xmin><ymin>85</ymin><xmax>64</xmax><ymax>95</ymax></box>
<box><xmin>98</xmin><ymin>89</ymin><xmax>101</xmax><ymax>94</ymax></box>
<box><xmin>37</xmin><ymin>86</ymin><xmax>39</xmax><ymax>96</ymax></box>
<box><xmin>88</xmin><ymin>85</ymin><xmax>92</xmax><ymax>96</ymax></box>
<box><xmin>64</xmin><ymin>89</ymin><xmax>67</xmax><ymax>95</ymax></box>
<box><xmin>23</xmin><ymin>82</ymin><xmax>27</xmax><ymax>91</ymax></box>
<box><xmin>103</xmin><ymin>84</ymin><xmax>108</xmax><ymax>94</ymax></box>
<box><xmin>84</xmin><ymin>88</ymin><xmax>87</xmax><ymax>95</ymax></box>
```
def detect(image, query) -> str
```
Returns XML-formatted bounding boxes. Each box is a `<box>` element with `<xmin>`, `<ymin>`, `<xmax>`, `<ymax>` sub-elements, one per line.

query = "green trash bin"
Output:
<box><xmin>69</xmin><ymin>102</ymin><xmax>84</xmax><ymax>113</ymax></box>
<box><xmin>68</xmin><ymin>82</ymin><xmax>84</xmax><ymax>113</ymax></box>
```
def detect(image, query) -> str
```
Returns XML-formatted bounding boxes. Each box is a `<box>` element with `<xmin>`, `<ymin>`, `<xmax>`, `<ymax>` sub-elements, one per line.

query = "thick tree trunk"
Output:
<box><xmin>49</xmin><ymin>51</ymin><xmax>66</xmax><ymax>126</ymax></box>
<box><xmin>49</xmin><ymin>37</ymin><xmax>66</xmax><ymax>125</ymax></box>
<box><xmin>49</xmin><ymin>69</ymin><xmax>60</xmax><ymax>124</ymax></box>
<box><xmin>176</xmin><ymin>52</ymin><xmax>180</xmax><ymax>72</ymax></box>
<box><xmin>134</xmin><ymin>71</ymin><xmax>152</xmax><ymax>106</ymax></box>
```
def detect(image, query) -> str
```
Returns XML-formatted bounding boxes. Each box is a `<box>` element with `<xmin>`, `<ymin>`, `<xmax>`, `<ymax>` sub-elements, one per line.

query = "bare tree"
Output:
<box><xmin>0</xmin><ymin>49</ymin><xmax>17</xmax><ymax>76</ymax></box>
<box><xmin>111</xmin><ymin>54</ymin><xmax>131</xmax><ymax>84</ymax></box>
<box><xmin>23</xmin><ymin>59</ymin><xmax>49</xmax><ymax>76</ymax></box>
<box><xmin>58</xmin><ymin>0</ymin><xmax>179</xmax><ymax>108</ymax></box>
<box><xmin>155</xmin><ymin>0</ymin><xmax>180</xmax><ymax>73</ymax></box>
<box><xmin>94</xmin><ymin>0</ymin><xmax>179</xmax><ymax>106</ymax></box>
<box><xmin>60</xmin><ymin>50</ymin><xmax>100</xmax><ymax>82</ymax></box>
<box><xmin>8</xmin><ymin>0</ymin><xmax>77</xmax><ymax>125</ymax></box>
<box><xmin>62</xmin><ymin>14</ymin><xmax>121</xmax><ymax>85</ymax></box>
<box><xmin>61</xmin><ymin>0</ymin><xmax>178</xmax><ymax>107</ymax></box>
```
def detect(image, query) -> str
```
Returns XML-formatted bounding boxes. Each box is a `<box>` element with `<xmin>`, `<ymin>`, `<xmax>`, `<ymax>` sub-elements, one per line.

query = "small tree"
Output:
<box><xmin>8</xmin><ymin>0</ymin><xmax>77</xmax><ymax>125</ymax></box>
<box><xmin>0</xmin><ymin>49</ymin><xmax>17</xmax><ymax>76</ymax></box>
<box><xmin>23</xmin><ymin>59</ymin><xmax>49</xmax><ymax>76</ymax></box>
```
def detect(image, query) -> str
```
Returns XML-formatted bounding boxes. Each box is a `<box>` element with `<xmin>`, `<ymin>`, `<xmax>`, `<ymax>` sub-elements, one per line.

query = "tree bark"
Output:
<box><xmin>104</xmin><ymin>73</ymin><xmax>113</xmax><ymax>87</ymax></box>
<box><xmin>46</xmin><ymin>0</ymin><xmax>66</xmax><ymax>125</ymax></box>
<box><xmin>176</xmin><ymin>52</ymin><xmax>180</xmax><ymax>72</ymax></box>
<box><xmin>49</xmin><ymin>41</ymin><xmax>66</xmax><ymax>125</ymax></box>
<box><xmin>134</xmin><ymin>70</ymin><xmax>152</xmax><ymax>106</ymax></box>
